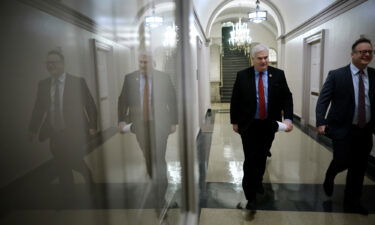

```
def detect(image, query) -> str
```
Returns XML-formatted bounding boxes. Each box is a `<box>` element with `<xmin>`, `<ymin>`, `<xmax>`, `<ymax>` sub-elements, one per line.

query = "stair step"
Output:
<box><xmin>221</xmin><ymin>52</ymin><xmax>249</xmax><ymax>103</ymax></box>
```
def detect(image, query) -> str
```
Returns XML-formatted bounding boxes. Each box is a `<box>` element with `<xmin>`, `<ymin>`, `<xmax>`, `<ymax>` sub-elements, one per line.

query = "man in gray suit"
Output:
<box><xmin>118</xmin><ymin>52</ymin><xmax>177</xmax><ymax>213</ymax></box>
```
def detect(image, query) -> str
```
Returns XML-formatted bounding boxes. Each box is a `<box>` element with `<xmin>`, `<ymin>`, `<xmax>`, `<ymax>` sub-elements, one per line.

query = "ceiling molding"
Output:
<box><xmin>283</xmin><ymin>0</ymin><xmax>367</xmax><ymax>41</ymax></box>
<box><xmin>18</xmin><ymin>0</ymin><xmax>100</xmax><ymax>36</ymax></box>
<box><xmin>205</xmin><ymin>0</ymin><xmax>285</xmax><ymax>38</ymax></box>
<box><xmin>193</xmin><ymin>7</ymin><xmax>210</xmax><ymax>45</ymax></box>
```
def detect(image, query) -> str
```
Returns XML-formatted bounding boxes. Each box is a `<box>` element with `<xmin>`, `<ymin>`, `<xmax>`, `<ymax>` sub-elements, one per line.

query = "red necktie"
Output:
<box><xmin>258</xmin><ymin>72</ymin><xmax>266</xmax><ymax>120</ymax></box>
<box><xmin>143</xmin><ymin>76</ymin><xmax>149</xmax><ymax>121</ymax></box>
<box><xmin>358</xmin><ymin>70</ymin><xmax>366</xmax><ymax>128</ymax></box>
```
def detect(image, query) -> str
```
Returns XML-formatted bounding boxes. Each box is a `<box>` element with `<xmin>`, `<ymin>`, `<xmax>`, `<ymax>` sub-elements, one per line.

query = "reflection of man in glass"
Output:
<box><xmin>118</xmin><ymin>51</ymin><xmax>177</xmax><ymax>213</ymax></box>
<box><xmin>29</xmin><ymin>50</ymin><xmax>97</xmax><ymax>189</ymax></box>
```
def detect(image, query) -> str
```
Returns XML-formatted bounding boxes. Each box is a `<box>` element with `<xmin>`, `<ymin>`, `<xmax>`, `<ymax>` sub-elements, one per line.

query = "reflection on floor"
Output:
<box><xmin>199</xmin><ymin>103</ymin><xmax>375</xmax><ymax>225</ymax></box>
<box><xmin>1</xmin><ymin>209</ymin><xmax>181</xmax><ymax>225</ymax></box>
<box><xmin>0</xmin><ymin>127</ymin><xmax>182</xmax><ymax>224</ymax></box>
<box><xmin>2</xmin><ymin>103</ymin><xmax>375</xmax><ymax>225</ymax></box>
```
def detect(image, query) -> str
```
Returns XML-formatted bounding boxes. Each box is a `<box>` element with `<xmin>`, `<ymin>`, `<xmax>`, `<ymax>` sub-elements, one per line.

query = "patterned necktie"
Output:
<box><xmin>258</xmin><ymin>72</ymin><xmax>266</xmax><ymax>120</ymax></box>
<box><xmin>358</xmin><ymin>70</ymin><xmax>366</xmax><ymax>128</ymax></box>
<box><xmin>54</xmin><ymin>79</ymin><xmax>64</xmax><ymax>129</ymax></box>
<box><xmin>143</xmin><ymin>75</ymin><xmax>149</xmax><ymax>121</ymax></box>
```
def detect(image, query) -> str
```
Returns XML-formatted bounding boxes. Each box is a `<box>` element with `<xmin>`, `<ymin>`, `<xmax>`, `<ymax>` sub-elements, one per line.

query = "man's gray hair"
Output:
<box><xmin>138</xmin><ymin>50</ymin><xmax>152</xmax><ymax>58</ymax></box>
<box><xmin>251</xmin><ymin>44</ymin><xmax>269</xmax><ymax>57</ymax></box>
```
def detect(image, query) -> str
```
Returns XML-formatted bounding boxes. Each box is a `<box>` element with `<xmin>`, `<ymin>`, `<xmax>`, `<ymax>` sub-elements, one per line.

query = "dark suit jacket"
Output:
<box><xmin>316</xmin><ymin>65</ymin><xmax>375</xmax><ymax>139</ymax></box>
<box><xmin>117</xmin><ymin>70</ymin><xmax>178</xmax><ymax>134</ymax></box>
<box><xmin>29</xmin><ymin>74</ymin><xmax>98</xmax><ymax>142</ymax></box>
<box><xmin>230</xmin><ymin>66</ymin><xmax>293</xmax><ymax>133</ymax></box>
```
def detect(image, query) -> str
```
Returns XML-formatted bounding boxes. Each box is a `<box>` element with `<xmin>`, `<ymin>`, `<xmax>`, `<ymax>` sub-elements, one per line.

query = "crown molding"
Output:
<box><xmin>18</xmin><ymin>0</ymin><xmax>101</xmax><ymax>35</ymax></box>
<box><xmin>283</xmin><ymin>0</ymin><xmax>367</xmax><ymax>41</ymax></box>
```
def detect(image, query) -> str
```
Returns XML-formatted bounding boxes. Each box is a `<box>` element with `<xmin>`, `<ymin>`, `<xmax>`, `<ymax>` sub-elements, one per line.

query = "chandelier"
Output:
<box><xmin>249</xmin><ymin>0</ymin><xmax>267</xmax><ymax>23</ymax></box>
<box><xmin>145</xmin><ymin>3</ymin><xmax>163</xmax><ymax>28</ymax></box>
<box><xmin>228</xmin><ymin>18</ymin><xmax>252</xmax><ymax>51</ymax></box>
<box><xmin>163</xmin><ymin>24</ymin><xmax>179</xmax><ymax>56</ymax></box>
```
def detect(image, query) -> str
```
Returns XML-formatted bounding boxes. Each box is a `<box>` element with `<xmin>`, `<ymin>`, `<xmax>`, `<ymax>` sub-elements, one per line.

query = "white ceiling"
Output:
<box><xmin>212</xmin><ymin>7</ymin><xmax>278</xmax><ymax>38</ymax></box>
<box><xmin>193</xmin><ymin>0</ymin><xmax>338</xmax><ymax>35</ymax></box>
<box><xmin>57</xmin><ymin>0</ymin><xmax>339</xmax><ymax>38</ymax></box>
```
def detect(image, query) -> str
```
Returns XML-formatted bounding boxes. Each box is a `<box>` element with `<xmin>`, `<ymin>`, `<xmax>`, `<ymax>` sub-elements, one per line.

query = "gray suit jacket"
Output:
<box><xmin>118</xmin><ymin>70</ymin><xmax>178</xmax><ymax>135</ymax></box>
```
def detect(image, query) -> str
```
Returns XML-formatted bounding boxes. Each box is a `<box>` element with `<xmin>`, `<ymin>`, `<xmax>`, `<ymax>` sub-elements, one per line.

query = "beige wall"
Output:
<box><xmin>210</xmin><ymin>44</ymin><xmax>221</xmax><ymax>82</ymax></box>
<box><xmin>284</xmin><ymin>0</ymin><xmax>375</xmax><ymax>118</ymax></box>
<box><xmin>0</xmin><ymin>0</ymin><xmax>131</xmax><ymax>187</ymax></box>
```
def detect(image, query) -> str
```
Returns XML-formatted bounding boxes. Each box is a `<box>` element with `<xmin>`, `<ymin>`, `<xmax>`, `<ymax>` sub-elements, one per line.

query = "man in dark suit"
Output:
<box><xmin>29</xmin><ymin>50</ymin><xmax>97</xmax><ymax>188</ymax></box>
<box><xmin>118</xmin><ymin>52</ymin><xmax>177</xmax><ymax>213</ymax></box>
<box><xmin>230</xmin><ymin>44</ymin><xmax>293</xmax><ymax>212</ymax></box>
<box><xmin>316</xmin><ymin>38</ymin><xmax>375</xmax><ymax>215</ymax></box>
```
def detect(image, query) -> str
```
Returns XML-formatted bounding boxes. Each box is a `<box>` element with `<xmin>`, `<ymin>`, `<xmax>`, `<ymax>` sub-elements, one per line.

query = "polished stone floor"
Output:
<box><xmin>1</xmin><ymin>103</ymin><xmax>375</xmax><ymax>225</ymax></box>
<box><xmin>199</xmin><ymin>103</ymin><xmax>375</xmax><ymax>225</ymax></box>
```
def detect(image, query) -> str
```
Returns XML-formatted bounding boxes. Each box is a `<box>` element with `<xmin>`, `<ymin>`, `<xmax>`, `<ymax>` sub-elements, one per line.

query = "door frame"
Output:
<box><xmin>301</xmin><ymin>29</ymin><xmax>325</xmax><ymax>126</ymax></box>
<box><xmin>92</xmin><ymin>39</ymin><xmax>114</xmax><ymax>130</ymax></box>
<box><xmin>196</xmin><ymin>36</ymin><xmax>205</xmax><ymax>127</ymax></box>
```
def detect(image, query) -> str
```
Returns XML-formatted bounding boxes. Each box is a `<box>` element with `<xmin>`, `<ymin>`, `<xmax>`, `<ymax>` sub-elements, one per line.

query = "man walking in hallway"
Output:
<box><xmin>118</xmin><ymin>51</ymin><xmax>178</xmax><ymax>217</ymax></box>
<box><xmin>230</xmin><ymin>44</ymin><xmax>293</xmax><ymax>212</ymax></box>
<box><xmin>29</xmin><ymin>49</ymin><xmax>98</xmax><ymax>191</ymax></box>
<box><xmin>316</xmin><ymin>38</ymin><xmax>375</xmax><ymax>215</ymax></box>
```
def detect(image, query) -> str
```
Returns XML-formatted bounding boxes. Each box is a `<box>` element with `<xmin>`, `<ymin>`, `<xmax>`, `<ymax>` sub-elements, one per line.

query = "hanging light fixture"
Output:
<box><xmin>249</xmin><ymin>0</ymin><xmax>267</xmax><ymax>23</ymax></box>
<box><xmin>145</xmin><ymin>2</ymin><xmax>163</xmax><ymax>28</ymax></box>
<box><xmin>163</xmin><ymin>24</ymin><xmax>178</xmax><ymax>56</ymax></box>
<box><xmin>228</xmin><ymin>18</ymin><xmax>252</xmax><ymax>51</ymax></box>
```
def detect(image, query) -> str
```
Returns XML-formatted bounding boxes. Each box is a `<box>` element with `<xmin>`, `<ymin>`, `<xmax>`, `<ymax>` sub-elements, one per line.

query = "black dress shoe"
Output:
<box><xmin>323</xmin><ymin>177</ymin><xmax>334</xmax><ymax>197</ymax></box>
<box><xmin>344</xmin><ymin>201</ymin><xmax>368</xmax><ymax>215</ymax></box>
<box><xmin>246</xmin><ymin>200</ymin><xmax>256</xmax><ymax>212</ymax></box>
<box><xmin>267</xmin><ymin>151</ymin><xmax>272</xmax><ymax>157</ymax></box>
<box><xmin>256</xmin><ymin>184</ymin><xmax>265</xmax><ymax>195</ymax></box>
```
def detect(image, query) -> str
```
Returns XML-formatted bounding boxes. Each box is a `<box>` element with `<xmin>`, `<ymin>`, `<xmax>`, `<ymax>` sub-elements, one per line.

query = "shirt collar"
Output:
<box><xmin>350</xmin><ymin>63</ymin><xmax>368</xmax><ymax>76</ymax></box>
<box><xmin>53</xmin><ymin>72</ymin><xmax>66</xmax><ymax>84</ymax></box>
<box><xmin>254</xmin><ymin>68</ymin><xmax>268</xmax><ymax>76</ymax></box>
<box><xmin>140</xmin><ymin>71</ymin><xmax>153</xmax><ymax>81</ymax></box>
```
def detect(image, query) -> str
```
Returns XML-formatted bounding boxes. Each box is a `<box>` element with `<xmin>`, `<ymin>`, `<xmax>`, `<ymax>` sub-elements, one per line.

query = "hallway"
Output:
<box><xmin>1</xmin><ymin>0</ymin><xmax>375</xmax><ymax>224</ymax></box>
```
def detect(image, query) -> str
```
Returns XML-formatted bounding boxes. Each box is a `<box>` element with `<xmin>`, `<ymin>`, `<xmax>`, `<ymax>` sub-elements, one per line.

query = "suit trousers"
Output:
<box><xmin>50</xmin><ymin>129</ymin><xmax>92</xmax><ymax>189</ymax></box>
<box><xmin>134</xmin><ymin>121</ymin><xmax>169</xmax><ymax>210</ymax></box>
<box><xmin>326</xmin><ymin>125</ymin><xmax>373</xmax><ymax>202</ymax></box>
<box><xmin>240</xmin><ymin>119</ymin><xmax>277</xmax><ymax>201</ymax></box>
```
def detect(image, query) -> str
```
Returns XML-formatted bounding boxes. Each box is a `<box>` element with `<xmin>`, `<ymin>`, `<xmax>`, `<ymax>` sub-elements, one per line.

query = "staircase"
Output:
<box><xmin>220</xmin><ymin>48</ymin><xmax>250</xmax><ymax>102</ymax></box>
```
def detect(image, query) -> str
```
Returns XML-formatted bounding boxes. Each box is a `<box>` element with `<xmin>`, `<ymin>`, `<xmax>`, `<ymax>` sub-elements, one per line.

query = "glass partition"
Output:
<box><xmin>0</xmin><ymin>0</ymin><xmax>185</xmax><ymax>224</ymax></box>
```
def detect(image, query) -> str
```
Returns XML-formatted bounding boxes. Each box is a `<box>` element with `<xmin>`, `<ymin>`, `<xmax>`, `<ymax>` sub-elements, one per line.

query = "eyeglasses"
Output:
<box><xmin>354</xmin><ymin>50</ymin><xmax>375</xmax><ymax>55</ymax></box>
<box><xmin>46</xmin><ymin>60</ymin><xmax>63</xmax><ymax>65</ymax></box>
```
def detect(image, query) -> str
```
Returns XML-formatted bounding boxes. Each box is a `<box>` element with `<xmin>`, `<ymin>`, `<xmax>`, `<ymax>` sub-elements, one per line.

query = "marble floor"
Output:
<box><xmin>1</xmin><ymin>103</ymin><xmax>375</xmax><ymax>225</ymax></box>
<box><xmin>199</xmin><ymin>103</ymin><xmax>375</xmax><ymax>225</ymax></box>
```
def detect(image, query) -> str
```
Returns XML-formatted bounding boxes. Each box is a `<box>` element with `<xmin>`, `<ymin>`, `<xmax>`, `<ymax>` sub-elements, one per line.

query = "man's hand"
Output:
<box><xmin>118</xmin><ymin>122</ymin><xmax>127</xmax><ymax>133</ymax></box>
<box><xmin>317</xmin><ymin>125</ymin><xmax>326</xmax><ymax>135</ymax></box>
<box><xmin>232</xmin><ymin>124</ymin><xmax>239</xmax><ymax>133</ymax></box>
<box><xmin>89</xmin><ymin>129</ymin><xmax>97</xmax><ymax>136</ymax></box>
<box><xmin>283</xmin><ymin>120</ymin><xmax>293</xmax><ymax>132</ymax></box>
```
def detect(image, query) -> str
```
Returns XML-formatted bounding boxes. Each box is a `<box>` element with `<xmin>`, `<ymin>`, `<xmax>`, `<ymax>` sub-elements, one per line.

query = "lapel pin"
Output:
<box><xmin>269</xmin><ymin>74</ymin><xmax>272</xmax><ymax>78</ymax></box>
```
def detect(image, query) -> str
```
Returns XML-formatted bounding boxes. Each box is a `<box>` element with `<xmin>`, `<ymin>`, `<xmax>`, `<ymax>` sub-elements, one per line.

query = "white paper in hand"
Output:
<box><xmin>277</xmin><ymin>121</ymin><xmax>288</xmax><ymax>132</ymax></box>
<box><xmin>122</xmin><ymin>123</ymin><xmax>133</xmax><ymax>133</ymax></box>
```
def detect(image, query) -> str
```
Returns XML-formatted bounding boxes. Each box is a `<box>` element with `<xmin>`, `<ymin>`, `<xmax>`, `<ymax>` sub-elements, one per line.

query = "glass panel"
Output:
<box><xmin>0</xmin><ymin>0</ymin><xmax>182</xmax><ymax>224</ymax></box>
